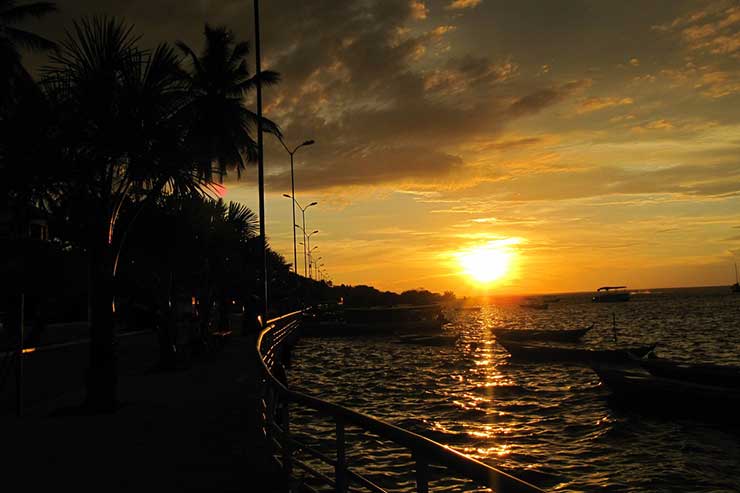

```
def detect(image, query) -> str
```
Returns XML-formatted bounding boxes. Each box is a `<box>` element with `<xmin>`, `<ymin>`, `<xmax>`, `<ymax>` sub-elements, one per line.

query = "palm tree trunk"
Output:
<box><xmin>85</xmin><ymin>227</ymin><xmax>118</xmax><ymax>411</ymax></box>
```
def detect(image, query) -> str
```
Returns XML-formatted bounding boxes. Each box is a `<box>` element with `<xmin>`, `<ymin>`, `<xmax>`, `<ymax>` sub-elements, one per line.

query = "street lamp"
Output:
<box><xmin>306</xmin><ymin>231</ymin><xmax>319</xmax><ymax>278</ymax></box>
<box><xmin>313</xmin><ymin>257</ymin><xmax>323</xmax><ymax>279</ymax></box>
<box><xmin>278</xmin><ymin>137</ymin><xmax>314</xmax><ymax>274</ymax></box>
<box><xmin>283</xmin><ymin>195</ymin><xmax>317</xmax><ymax>277</ymax></box>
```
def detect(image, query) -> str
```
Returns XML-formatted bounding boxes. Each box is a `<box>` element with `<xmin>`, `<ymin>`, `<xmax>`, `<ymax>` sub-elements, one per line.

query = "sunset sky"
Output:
<box><xmin>29</xmin><ymin>0</ymin><xmax>740</xmax><ymax>295</ymax></box>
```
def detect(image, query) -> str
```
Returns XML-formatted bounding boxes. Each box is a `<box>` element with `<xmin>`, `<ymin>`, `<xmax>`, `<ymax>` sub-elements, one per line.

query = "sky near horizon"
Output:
<box><xmin>27</xmin><ymin>0</ymin><xmax>740</xmax><ymax>295</ymax></box>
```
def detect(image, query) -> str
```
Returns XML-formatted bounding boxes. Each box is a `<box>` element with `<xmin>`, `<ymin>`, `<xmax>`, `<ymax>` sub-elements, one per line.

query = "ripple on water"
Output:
<box><xmin>289</xmin><ymin>288</ymin><xmax>740</xmax><ymax>492</ymax></box>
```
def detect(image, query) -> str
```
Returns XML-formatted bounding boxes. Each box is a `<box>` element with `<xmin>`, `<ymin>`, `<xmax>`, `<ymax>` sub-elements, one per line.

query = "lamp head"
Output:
<box><xmin>302</xmin><ymin>140</ymin><xmax>315</xmax><ymax>146</ymax></box>
<box><xmin>312</xmin><ymin>230</ymin><xmax>319</xmax><ymax>234</ymax></box>
<box><xmin>308</xmin><ymin>201</ymin><xmax>318</xmax><ymax>207</ymax></box>
<box><xmin>283</xmin><ymin>194</ymin><xmax>292</xmax><ymax>199</ymax></box>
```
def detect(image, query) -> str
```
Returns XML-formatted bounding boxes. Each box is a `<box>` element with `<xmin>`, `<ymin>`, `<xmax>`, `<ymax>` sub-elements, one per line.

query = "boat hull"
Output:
<box><xmin>593</xmin><ymin>364</ymin><xmax>740</xmax><ymax>420</ymax></box>
<box><xmin>592</xmin><ymin>292</ymin><xmax>630</xmax><ymax>303</ymax></box>
<box><xmin>499</xmin><ymin>340</ymin><xmax>656</xmax><ymax>364</ymax></box>
<box><xmin>494</xmin><ymin>325</ymin><xmax>593</xmax><ymax>343</ymax></box>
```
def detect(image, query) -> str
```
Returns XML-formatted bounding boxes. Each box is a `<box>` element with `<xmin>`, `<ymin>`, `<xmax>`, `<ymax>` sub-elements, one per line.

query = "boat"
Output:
<box><xmin>635</xmin><ymin>357</ymin><xmax>740</xmax><ymax>388</ymax></box>
<box><xmin>397</xmin><ymin>333</ymin><xmax>458</xmax><ymax>346</ymax></box>
<box><xmin>592</xmin><ymin>363</ymin><xmax>740</xmax><ymax>419</ymax></box>
<box><xmin>498</xmin><ymin>340</ymin><xmax>656</xmax><ymax>364</ymax></box>
<box><xmin>519</xmin><ymin>302</ymin><xmax>549</xmax><ymax>310</ymax></box>
<box><xmin>732</xmin><ymin>263</ymin><xmax>740</xmax><ymax>293</ymax></box>
<box><xmin>493</xmin><ymin>324</ymin><xmax>594</xmax><ymax>343</ymax></box>
<box><xmin>592</xmin><ymin>286</ymin><xmax>630</xmax><ymax>303</ymax></box>
<box><xmin>302</xmin><ymin>304</ymin><xmax>445</xmax><ymax>337</ymax></box>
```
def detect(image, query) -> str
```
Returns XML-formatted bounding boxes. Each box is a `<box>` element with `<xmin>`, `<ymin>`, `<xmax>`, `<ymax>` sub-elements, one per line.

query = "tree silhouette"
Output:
<box><xmin>0</xmin><ymin>0</ymin><xmax>57</xmax><ymax>114</ymax></box>
<box><xmin>41</xmin><ymin>17</ymin><xmax>213</xmax><ymax>410</ymax></box>
<box><xmin>176</xmin><ymin>23</ymin><xmax>281</xmax><ymax>180</ymax></box>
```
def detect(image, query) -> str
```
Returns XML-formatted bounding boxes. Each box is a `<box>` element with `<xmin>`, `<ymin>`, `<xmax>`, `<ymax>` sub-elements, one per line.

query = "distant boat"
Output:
<box><xmin>493</xmin><ymin>324</ymin><xmax>594</xmax><ymax>343</ymax></box>
<box><xmin>302</xmin><ymin>304</ymin><xmax>444</xmax><ymax>337</ymax></box>
<box><xmin>592</xmin><ymin>286</ymin><xmax>630</xmax><ymax>303</ymax></box>
<box><xmin>732</xmin><ymin>263</ymin><xmax>740</xmax><ymax>293</ymax></box>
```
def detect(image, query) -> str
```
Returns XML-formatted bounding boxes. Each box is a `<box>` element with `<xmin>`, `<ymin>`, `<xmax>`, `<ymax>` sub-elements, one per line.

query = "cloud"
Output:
<box><xmin>577</xmin><ymin>96</ymin><xmax>634</xmax><ymax>114</ymax></box>
<box><xmin>656</xmin><ymin>2</ymin><xmax>740</xmax><ymax>58</ymax></box>
<box><xmin>658</xmin><ymin>63</ymin><xmax>740</xmax><ymax>99</ymax></box>
<box><xmin>446</xmin><ymin>0</ymin><xmax>482</xmax><ymax>10</ymax></box>
<box><xmin>458</xmin><ymin>162</ymin><xmax>740</xmax><ymax>202</ymax></box>
<box><xmin>507</xmin><ymin>79</ymin><xmax>591</xmax><ymax>117</ymax></box>
<box><xmin>410</xmin><ymin>0</ymin><xmax>428</xmax><ymax>20</ymax></box>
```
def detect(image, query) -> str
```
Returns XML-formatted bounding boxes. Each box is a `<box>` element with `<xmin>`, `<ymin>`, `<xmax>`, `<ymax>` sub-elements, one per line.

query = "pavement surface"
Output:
<box><xmin>1</xmin><ymin>334</ymin><xmax>286</xmax><ymax>492</ymax></box>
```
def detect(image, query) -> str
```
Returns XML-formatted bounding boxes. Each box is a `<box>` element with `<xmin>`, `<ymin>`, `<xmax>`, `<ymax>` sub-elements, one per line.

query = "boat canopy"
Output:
<box><xmin>597</xmin><ymin>286</ymin><xmax>626</xmax><ymax>291</ymax></box>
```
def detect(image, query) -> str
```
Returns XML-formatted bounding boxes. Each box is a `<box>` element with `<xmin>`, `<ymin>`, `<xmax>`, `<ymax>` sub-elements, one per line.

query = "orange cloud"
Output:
<box><xmin>446</xmin><ymin>0</ymin><xmax>482</xmax><ymax>10</ymax></box>
<box><xmin>410</xmin><ymin>0</ymin><xmax>428</xmax><ymax>20</ymax></box>
<box><xmin>577</xmin><ymin>96</ymin><xmax>634</xmax><ymax>114</ymax></box>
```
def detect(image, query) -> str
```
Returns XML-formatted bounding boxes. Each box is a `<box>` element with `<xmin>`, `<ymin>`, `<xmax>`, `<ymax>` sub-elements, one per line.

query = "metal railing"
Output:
<box><xmin>256</xmin><ymin>311</ymin><xmax>546</xmax><ymax>493</ymax></box>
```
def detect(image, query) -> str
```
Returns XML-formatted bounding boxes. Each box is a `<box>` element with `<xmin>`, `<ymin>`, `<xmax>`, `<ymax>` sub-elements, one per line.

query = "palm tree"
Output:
<box><xmin>176</xmin><ymin>23</ymin><xmax>281</xmax><ymax>180</ymax></box>
<box><xmin>41</xmin><ymin>17</ymin><xmax>214</xmax><ymax>410</ymax></box>
<box><xmin>0</xmin><ymin>0</ymin><xmax>57</xmax><ymax>114</ymax></box>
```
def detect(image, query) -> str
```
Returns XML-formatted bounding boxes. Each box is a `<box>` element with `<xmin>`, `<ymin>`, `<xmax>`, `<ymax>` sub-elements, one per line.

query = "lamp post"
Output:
<box><xmin>313</xmin><ymin>257</ymin><xmax>323</xmax><ymax>279</ymax></box>
<box><xmin>306</xmin><ymin>233</ymin><xmax>319</xmax><ymax>279</ymax></box>
<box><xmin>253</xmin><ymin>0</ymin><xmax>268</xmax><ymax>318</ymax></box>
<box><xmin>283</xmin><ymin>195</ymin><xmax>317</xmax><ymax>277</ymax></box>
<box><xmin>278</xmin><ymin>138</ymin><xmax>314</xmax><ymax>274</ymax></box>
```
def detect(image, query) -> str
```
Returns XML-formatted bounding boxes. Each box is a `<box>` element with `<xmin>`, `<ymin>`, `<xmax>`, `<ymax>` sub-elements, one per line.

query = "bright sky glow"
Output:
<box><xmin>457</xmin><ymin>239</ymin><xmax>520</xmax><ymax>285</ymax></box>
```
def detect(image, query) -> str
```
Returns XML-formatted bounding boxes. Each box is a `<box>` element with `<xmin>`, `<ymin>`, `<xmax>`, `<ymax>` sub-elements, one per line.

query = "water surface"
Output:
<box><xmin>288</xmin><ymin>287</ymin><xmax>740</xmax><ymax>492</ymax></box>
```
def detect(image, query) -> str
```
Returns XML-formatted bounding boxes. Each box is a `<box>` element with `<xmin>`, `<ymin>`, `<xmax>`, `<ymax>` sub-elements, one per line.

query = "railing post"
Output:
<box><xmin>281</xmin><ymin>399</ymin><xmax>293</xmax><ymax>483</ymax></box>
<box><xmin>16</xmin><ymin>293</ymin><xmax>25</xmax><ymax>417</ymax></box>
<box><xmin>335</xmin><ymin>417</ymin><xmax>348</xmax><ymax>493</ymax></box>
<box><xmin>414</xmin><ymin>453</ymin><xmax>429</xmax><ymax>493</ymax></box>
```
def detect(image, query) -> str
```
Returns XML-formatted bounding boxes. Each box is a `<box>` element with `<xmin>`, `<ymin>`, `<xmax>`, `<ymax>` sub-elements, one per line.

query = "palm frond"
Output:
<box><xmin>1</xmin><ymin>1</ymin><xmax>56</xmax><ymax>23</ymax></box>
<box><xmin>3</xmin><ymin>26</ymin><xmax>56</xmax><ymax>51</ymax></box>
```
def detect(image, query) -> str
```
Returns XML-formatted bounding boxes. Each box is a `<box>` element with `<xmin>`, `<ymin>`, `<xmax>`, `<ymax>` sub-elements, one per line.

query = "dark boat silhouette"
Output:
<box><xmin>592</xmin><ymin>286</ymin><xmax>630</xmax><ymax>303</ymax></box>
<box><xmin>493</xmin><ymin>324</ymin><xmax>594</xmax><ymax>343</ymax></box>
<box><xmin>592</xmin><ymin>363</ymin><xmax>740</xmax><ymax>420</ymax></box>
<box><xmin>303</xmin><ymin>305</ymin><xmax>444</xmax><ymax>337</ymax></box>
<box><xmin>498</xmin><ymin>340</ymin><xmax>656</xmax><ymax>364</ymax></box>
<box><xmin>636</xmin><ymin>357</ymin><xmax>740</xmax><ymax>388</ymax></box>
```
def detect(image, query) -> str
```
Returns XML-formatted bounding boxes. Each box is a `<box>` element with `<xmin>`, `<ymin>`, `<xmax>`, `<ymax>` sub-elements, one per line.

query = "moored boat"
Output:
<box><xmin>592</xmin><ymin>286</ymin><xmax>630</xmax><ymax>303</ymax></box>
<box><xmin>493</xmin><ymin>324</ymin><xmax>594</xmax><ymax>343</ymax></box>
<box><xmin>592</xmin><ymin>363</ymin><xmax>740</xmax><ymax>419</ymax></box>
<box><xmin>499</xmin><ymin>340</ymin><xmax>656</xmax><ymax>364</ymax></box>
<box><xmin>635</xmin><ymin>357</ymin><xmax>740</xmax><ymax>388</ymax></box>
<box><xmin>397</xmin><ymin>333</ymin><xmax>458</xmax><ymax>346</ymax></box>
<box><xmin>303</xmin><ymin>304</ymin><xmax>444</xmax><ymax>337</ymax></box>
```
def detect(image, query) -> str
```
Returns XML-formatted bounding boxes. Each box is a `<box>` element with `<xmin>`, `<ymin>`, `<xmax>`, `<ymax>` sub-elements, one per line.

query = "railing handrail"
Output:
<box><xmin>257</xmin><ymin>312</ymin><xmax>546</xmax><ymax>493</ymax></box>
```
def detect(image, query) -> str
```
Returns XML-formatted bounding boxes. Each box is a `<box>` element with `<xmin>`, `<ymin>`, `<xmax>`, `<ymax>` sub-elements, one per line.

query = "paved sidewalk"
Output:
<box><xmin>2</xmin><ymin>335</ymin><xmax>286</xmax><ymax>492</ymax></box>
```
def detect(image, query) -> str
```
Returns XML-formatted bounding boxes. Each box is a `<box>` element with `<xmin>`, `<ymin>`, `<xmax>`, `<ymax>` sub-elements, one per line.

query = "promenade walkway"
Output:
<box><xmin>2</xmin><ymin>334</ymin><xmax>286</xmax><ymax>492</ymax></box>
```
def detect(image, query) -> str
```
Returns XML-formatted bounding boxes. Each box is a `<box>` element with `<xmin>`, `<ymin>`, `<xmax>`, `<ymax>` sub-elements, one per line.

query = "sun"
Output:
<box><xmin>457</xmin><ymin>241</ymin><xmax>517</xmax><ymax>284</ymax></box>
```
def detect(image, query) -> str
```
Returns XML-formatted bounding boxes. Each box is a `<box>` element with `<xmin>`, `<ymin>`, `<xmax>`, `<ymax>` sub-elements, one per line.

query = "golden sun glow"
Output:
<box><xmin>456</xmin><ymin>239</ymin><xmax>519</xmax><ymax>284</ymax></box>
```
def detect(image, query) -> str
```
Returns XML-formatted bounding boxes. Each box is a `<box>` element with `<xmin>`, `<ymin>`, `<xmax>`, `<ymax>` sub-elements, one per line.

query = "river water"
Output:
<box><xmin>287</xmin><ymin>287</ymin><xmax>740</xmax><ymax>492</ymax></box>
